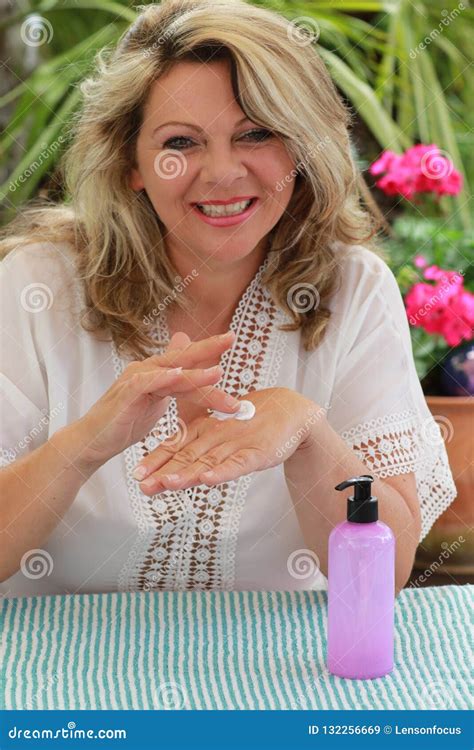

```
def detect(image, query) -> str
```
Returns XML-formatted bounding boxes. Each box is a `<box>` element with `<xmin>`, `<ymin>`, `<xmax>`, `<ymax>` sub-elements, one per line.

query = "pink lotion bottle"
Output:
<box><xmin>327</xmin><ymin>475</ymin><xmax>395</xmax><ymax>679</ymax></box>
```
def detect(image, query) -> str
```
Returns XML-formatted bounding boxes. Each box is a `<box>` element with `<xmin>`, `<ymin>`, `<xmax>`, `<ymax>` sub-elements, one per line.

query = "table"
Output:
<box><xmin>1</xmin><ymin>585</ymin><xmax>472</xmax><ymax>710</ymax></box>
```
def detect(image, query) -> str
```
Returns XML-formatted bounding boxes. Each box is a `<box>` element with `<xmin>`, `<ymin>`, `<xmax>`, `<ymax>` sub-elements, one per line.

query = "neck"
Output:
<box><xmin>166</xmin><ymin>240</ymin><xmax>269</xmax><ymax>325</ymax></box>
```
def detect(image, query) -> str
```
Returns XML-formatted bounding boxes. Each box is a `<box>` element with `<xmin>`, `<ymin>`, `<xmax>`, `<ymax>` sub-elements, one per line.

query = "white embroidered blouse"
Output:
<box><xmin>0</xmin><ymin>241</ymin><xmax>457</xmax><ymax>597</ymax></box>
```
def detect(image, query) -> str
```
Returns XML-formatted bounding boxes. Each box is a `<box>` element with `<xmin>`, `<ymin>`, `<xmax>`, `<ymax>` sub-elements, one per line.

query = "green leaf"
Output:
<box><xmin>0</xmin><ymin>86</ymin><xmax>82</xmax><ymax>208</ymax></box>
<box><xmin>319</xmin><ymin>47</ymin><xmax>410</xmax><ymax>150</ymax></box>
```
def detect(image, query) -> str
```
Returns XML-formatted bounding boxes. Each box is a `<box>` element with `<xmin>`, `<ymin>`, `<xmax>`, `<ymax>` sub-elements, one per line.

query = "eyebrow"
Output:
<box><xmin>152</xmin><ymin>115</ymin><xmax>252</xmax><ymax>137</ymax></box>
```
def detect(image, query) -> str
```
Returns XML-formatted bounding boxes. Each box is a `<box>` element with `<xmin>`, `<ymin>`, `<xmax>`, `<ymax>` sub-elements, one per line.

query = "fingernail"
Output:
<box><xmin>164</xmin><ymin>474</ymin><xmax>181</xmax><ymax>482</ymax></box>
<box><xmin>141</xmin><ymin>476</ymin><xmax>156</xmax><ymax>489</ymax></box>
<box><xmin>202</xmin><ymin>470</ymin><xmax>216</xmax><ymax>480</ymax></box>
<box><xmin>225</xmin><ymin>395</ymin><xmax>240</xmax><ymax>408</ymax></box>
<box><xmin>167</xmin><ymin>367</ymin><xmax>183</xmax><ymax>375</ymax></box>
<box><xmin>132</xmin><ymin>465</ymin><xmax>148</xmax><ymax>480</ymax></box>
<box><xmin>205</xmin><ymin>365</ymin><xmax>222</xmax><ymax>373</ymax></box>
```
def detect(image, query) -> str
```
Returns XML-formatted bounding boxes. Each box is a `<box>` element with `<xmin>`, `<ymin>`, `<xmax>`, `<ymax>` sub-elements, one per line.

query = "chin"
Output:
<box><xmin>205</xmin><ymin>242</ymin><xmax>263</xmax><ymax>265</ymax></box>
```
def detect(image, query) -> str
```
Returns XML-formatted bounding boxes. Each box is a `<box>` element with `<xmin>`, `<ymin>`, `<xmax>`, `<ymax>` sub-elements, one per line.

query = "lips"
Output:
<box><xmin>190</xmin><ymin>196</ymin><xmax>260</xmax><ymax>226</ymax></box>
<box><xmin>191</xmin><ymin>196</ymin><xmax>258</xmax><ymax>206</ymax></box>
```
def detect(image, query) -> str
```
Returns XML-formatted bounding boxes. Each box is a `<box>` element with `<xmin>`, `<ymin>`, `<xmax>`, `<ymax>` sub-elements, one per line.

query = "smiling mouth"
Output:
<box><xmin>193</xmin><ymin>198</ymin><xmax>257</xmax><ymax>217</ymax></box>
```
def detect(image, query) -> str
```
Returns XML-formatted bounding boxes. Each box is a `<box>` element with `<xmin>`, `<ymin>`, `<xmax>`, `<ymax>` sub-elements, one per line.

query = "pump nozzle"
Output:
<box><xmin>335</xmin><ymin>475</ymin><xmax>374</xmax><ymax>500</ymax></box>
<box><xmin>334</xmin><ymin>475</ymin><xmax>378</xmax><ymax>523</ymax></box>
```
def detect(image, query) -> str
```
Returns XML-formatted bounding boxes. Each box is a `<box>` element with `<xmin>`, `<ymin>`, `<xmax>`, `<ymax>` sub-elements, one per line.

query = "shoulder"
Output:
<box><xmin>330</xmin><ymin>242</ymin><xmax>401</xmax><ymax>314</ymax></box>
<box><xmin>1</xmin><ymin>240</ymin><xmax>84</xmax><ymax>316</ymax></box>
<box><xmin>335</xmin><ymin>242</ymin><xmax>395</xmax><ymax>289</ymax></box>
<box><xmin>322</xmin><ymin>243</ymin><xmax>408</xmax><ymax>359</ymax></box>
<box><xmin>1</xmin><ymin>239</ymin><xmax>77</xmax><ymax>281</ymax></box>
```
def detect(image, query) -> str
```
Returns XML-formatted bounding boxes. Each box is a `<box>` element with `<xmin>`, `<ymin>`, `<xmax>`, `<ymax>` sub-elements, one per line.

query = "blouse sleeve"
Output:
<box><xmin>326</xmin><ymin>247</ymin><xmax>457</xmax><ymax>541</ymax></box>
<box><xmin>0</xmin><ymin>246</ymin><xmax>51</xmax><ymax>467</ymax></box>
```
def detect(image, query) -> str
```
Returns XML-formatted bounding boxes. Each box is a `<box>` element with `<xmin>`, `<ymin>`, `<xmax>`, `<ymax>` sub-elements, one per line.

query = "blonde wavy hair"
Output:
<box><xmin>1</xmin><ymin>0</ymin><xmax>387</xmax><ymax>360</ymax></box>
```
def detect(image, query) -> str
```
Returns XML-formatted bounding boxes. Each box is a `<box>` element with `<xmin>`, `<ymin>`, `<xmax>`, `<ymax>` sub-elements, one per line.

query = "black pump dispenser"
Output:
<box><xmin>334</xmin><ymin>474</ymin><xmax>378</xmax><ymax>523</ymax></box>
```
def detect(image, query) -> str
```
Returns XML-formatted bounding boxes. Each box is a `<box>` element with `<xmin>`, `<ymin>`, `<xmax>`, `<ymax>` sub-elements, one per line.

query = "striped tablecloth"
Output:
<box><xmin>1</xmin><ymin>585</ymin><xmax>472</xmax><ymax>710</ymax></box>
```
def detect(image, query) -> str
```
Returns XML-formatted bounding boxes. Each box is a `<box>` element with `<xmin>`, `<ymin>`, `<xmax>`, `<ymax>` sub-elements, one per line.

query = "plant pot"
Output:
<box><xmin>414</xmin><ymin>396</ymin><xmax>474</xmax><ymax>576</ymax></box>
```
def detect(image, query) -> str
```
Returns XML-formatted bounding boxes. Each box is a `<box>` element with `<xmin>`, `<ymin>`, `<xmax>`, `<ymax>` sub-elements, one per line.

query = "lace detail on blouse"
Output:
<box><xmin>340</xmin><ymin>409</ymin><xmax>458</xmax><ymax>540</ymax></box>
<box><xmin>113</xmin><ymin>254</ymin><xmax>292</xmax><ymax>591</ymax></box>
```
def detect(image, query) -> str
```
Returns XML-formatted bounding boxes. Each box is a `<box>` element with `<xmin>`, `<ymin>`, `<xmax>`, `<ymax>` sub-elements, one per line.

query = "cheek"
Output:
<box><xmin>148</xmin><ymin>173</ymin><xmax>194</xmax><ymax>213</ymax></box>
<box><xmin>257</xmin><ymin>151</ymin><xmax>296</xmax><ymax>202</ymax></box>
<box><xmin>135</xmin><ymin>144</ymin><xmax>191</xmax><ymax>194</ymax></box>
<box><xmin>265</xmin><ymin>171</ymin><xmax>296</xmax><ymax>217</ymax></box>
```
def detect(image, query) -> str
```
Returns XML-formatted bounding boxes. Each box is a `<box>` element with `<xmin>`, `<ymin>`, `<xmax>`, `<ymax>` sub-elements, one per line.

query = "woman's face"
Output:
<box><xmin>130</xmin><ymin>59</ymin><xmax>296</xmax><ymax>267</ymax></box>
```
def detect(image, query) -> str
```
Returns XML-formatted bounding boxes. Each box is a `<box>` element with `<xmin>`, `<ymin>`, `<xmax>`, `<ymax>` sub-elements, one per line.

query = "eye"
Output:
<box><xmin>161</xmin><ymin>128</ymin><xmax>273</xmax><ymax>151</ymax></box>
<box><xmin>162</xmin><ymin>136</ymin><xmax>195</xmax><ymax>150</ymax></box>
<box><xmin>239</xmin><ymin>128</ymin><xmax>273</xmax><ymax>142</ymax></box>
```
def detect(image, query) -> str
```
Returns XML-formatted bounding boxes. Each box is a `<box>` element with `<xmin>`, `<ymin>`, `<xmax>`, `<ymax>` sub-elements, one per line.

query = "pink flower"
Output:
<box><xmin>404</xmin><ymin>143</ymin><xmax>435</xmax><ymax>167</ymax></box>
<box><xmin>440</xmin><ymin>310</ymin><xmax>473</xmax><ymax>347</ymax></box>
<box><xmin>405</xmin><ymin>268</ymin><xmax>474</xmax><ymax>347</ymax></box>
<box><xmin>434</xmin><ymin>170</ymin><xmax>463</xmax><ymax>196</ymax></box>
<box><xmin>369</xmin><ymin>144</ymin><xmax>463</xmax><ymax>199</ymax></box>
<box><xmin>423</xmin><ymin>265</ymin><xmax>444</xmax><ymax>281</ymax></box>
<box><xmin>377</xmin><ymin>170</ymin><xmax>416</xmax><ymax>199</ymax></box>
<box><xmin>368</xmin><ymin>150</ymin><xmax>401</xmax><ymax>176</ymax></box>
<box><xmin>414</xmin><ymin>255</ymin><xmax>428</xmax><ymax>268</ymax></box>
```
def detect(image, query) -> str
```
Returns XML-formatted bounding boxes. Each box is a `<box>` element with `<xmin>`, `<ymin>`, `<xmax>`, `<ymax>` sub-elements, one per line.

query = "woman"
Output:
<box><xmin>0</xmin><ymin>0</ymin><xmax>456</xmax><ymax>597</ymax></box>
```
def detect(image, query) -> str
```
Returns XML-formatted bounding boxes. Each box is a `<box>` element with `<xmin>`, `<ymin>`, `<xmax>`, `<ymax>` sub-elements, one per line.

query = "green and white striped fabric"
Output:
<box><xmin>1</xmin><ymin>585</ymin><xmax>472</xmax><ymax>710</ymax></box>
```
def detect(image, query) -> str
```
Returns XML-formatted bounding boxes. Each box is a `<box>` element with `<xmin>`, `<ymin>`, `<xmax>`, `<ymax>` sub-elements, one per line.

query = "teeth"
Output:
<box><xmin>197</xmin><ymin>199</ymin><xmax>253</xmax><ymax>217</ymax></box>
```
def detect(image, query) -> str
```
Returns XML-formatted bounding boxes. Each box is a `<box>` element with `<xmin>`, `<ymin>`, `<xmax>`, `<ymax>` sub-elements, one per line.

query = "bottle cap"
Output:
<box><xmin>334</xmin><ymin>474</ymin><xmax>378</xmax><ymax>523</ymax></box>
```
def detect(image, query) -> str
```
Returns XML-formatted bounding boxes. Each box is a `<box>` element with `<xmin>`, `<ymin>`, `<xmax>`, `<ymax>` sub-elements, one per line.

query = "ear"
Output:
<box><xmin>129</xmin><ymin>167</ymin><xmax>144</xmax><ymax>192</ymax></box>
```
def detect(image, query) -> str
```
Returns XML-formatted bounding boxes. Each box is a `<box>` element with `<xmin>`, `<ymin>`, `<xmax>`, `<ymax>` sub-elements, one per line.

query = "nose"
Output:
<box><xmin>201</xmin><ymin>140</ymin><xmax>247</xmax><ymax>187</ymax></box>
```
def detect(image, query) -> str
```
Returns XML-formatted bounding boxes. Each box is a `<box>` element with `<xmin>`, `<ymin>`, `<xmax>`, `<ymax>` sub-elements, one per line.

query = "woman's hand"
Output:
<box><xmin>71</xmin><ymin>331</ymin><xmax>241</xmax><ymax>470</ymax></box>
<box><xmin>132</xmin><ymin>387</ymin><xmax>323</xmax><ymax>493</ymax></box>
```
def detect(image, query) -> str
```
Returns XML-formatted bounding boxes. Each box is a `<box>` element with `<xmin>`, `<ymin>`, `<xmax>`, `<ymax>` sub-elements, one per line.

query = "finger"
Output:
<box><xmin>136</xmin><ymin>419</ymin><xmax>202</xmax><ymax>480</ymax></box>
<box><xmin>138</xmin><ymin>443</ymin><xmax>237</xmax><ymax>494</ymax></box>
<box><xmin>167</xmin><ymin>331</ymin><xmax>191</xmax><ymax>351</ymax></box>
<box><xmin>197</xmin><ymin>449</ymin><xmax>261</xmax><ymax>486</ymax></box>
<box><xmin>147</xmin><ymin>330</ymin><xmax>236</xmax><ymax>370</ymax></box>
<box><xmin>134</xmin><ymin>366</ymin><xmax>241</xmax><ymax>412</ymax></box>
<box><xmin>182</xmin><ymin>386</ymin><xmax>240</xmax><ymax>414</ymax></box>
<box><xmin>133</xmin><ymin>425</ymin><xmax>225</xmax><ymax>482</ymax></box>
<box><xmin>130</xmin><ymin>363</ymin><xmax>221</xmax><ymax>394</ymax></box>
<box><xmin>125</xmin><ymin>366</ymin><xmax>187</xmax><ymax>404</ymax></box>
<box><xmin>157</xmin><ymin>448</ymin><xmax>259</xmax><ymax>491</ymax></box>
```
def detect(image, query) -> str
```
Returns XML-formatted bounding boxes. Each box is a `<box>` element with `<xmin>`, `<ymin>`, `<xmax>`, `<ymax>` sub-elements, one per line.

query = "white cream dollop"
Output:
<box><xmin>209</xmin><ymin>399</ymin><xmax>256</xmax><ymax>421</ymax></box>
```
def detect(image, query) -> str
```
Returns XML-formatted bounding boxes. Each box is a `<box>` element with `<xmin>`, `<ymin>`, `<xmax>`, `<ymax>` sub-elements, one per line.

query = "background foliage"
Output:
<box><xmin>1</xmin><ymin>0</ymin><xmax>472</xmax><ymax>223</ymax></box>
<box><xmin>1</xmin><ymin>0</ymin><xmax>472</xmax><ymax>387</ymax></box>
